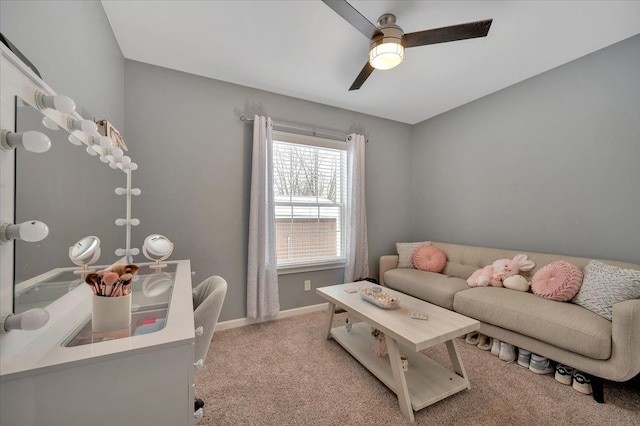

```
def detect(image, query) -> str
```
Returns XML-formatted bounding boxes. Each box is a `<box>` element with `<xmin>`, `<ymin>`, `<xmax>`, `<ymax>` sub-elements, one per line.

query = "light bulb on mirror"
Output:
<box><xmin>111</xmin><ymin>147</ymin><xmax>124</xmax><ymax>163</ymax></box>
<box><xmin>86</xmin><ymin>135</ymin><xmax>101</xmax><ymax>155</ymax></box>
<box><xmin>120</xmin><ymin>156</ymin><xmax>131</xmax><ymax>166</ymax></box>
<box><xmin>68</xmin><ymin>117</ymin><xmax>97</xmax><ymax>134</ymax></box>
<box><xmin>41</xmin><ymin>116</ymin><xmax>60</xmax><ymax>130</ymax></box>
<box><xmin>115</xmin><ymin>218</ymin><xmax>140</xmax><ymax>226</ymax></box>
<box><xmin>115</xmin><ymin>247</ymin><xmax>140</xmax><ymax>261</ymax></box>
<box><xmin>89</xmin><ymin>135</ymin><xmax>109</xmax><ymax>149</ymax></box>
<box><xmin>1</xmin><ymin>308</ymin><xmax>50</xmax><ymax>333</ymax></box>
<box><xmin>143</xmin><ymin>234</ymin><xmax>174</xmax><ymax>269</ymax></box>
<box><xmin>115</xmin><ymin>187</ymin><xmax>141</xmax><ymax>196</ymax></box>
<box><xmin>0</xmin><ymin>220</ymin><xmax>49</xmax><ymax>244</ymax></box>
<box><xmin>35</xmin><ymin>91</ymin><xmax>76</xmax><ymax>113</ymax></box>
<box><xmin>1</xmin><ymin>129</ymin><xmax>51</xmax><ymax>153</ymax></box>
<box><xmin>68</xmin><ymin>134</ymin><xmax>83</xmax><ymax>146</ymax></box>
<box><xmin>99</xmin><ymin>137</ymin><xmax>112</xmax><ymax>149</ymax></box>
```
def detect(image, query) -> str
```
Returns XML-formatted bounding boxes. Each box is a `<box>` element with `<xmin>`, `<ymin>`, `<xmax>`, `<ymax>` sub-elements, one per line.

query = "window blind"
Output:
<box><xmin>273</xmin><ymin>136</ymin><xmax>347</xmax><ymax>268</ymax></box>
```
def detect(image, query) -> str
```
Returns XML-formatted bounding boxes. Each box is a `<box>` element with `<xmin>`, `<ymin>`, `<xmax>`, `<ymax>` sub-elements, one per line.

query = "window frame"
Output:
<box><xmin>271</xmin><ymin>130</ymin><xmax>347</xmax><ymax>273</ymax></box>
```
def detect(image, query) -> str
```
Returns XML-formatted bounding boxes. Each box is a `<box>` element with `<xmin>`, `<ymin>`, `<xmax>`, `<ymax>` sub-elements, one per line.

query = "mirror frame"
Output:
<box><xmin>0</xmin><ymin>43</ymin><xmax>137</xmax><ymax>316</ymax></box>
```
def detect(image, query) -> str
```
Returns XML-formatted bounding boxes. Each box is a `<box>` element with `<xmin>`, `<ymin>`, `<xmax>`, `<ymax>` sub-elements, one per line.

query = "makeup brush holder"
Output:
<box><xmin>92</xmin><ymin>293</ymin><xmax>132</xmax><ymax>333</ymax></box>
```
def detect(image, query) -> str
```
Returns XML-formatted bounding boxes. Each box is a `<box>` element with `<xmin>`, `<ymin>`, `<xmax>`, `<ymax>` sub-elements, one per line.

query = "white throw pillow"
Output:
<box><xmin>396</xmin><ymin>241</ymin><xmax>431</xmax><ymax>269</ymax></box>
<box><xmin>571</xmin><ymin>260</ymin><xmax>640</xmax><ymax>321</ymax></box>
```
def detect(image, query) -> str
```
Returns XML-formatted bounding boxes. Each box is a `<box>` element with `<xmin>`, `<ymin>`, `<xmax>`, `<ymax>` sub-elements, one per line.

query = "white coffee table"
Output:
<box><xmin>317</xmin><ymin>282</ymin><xmax>480</xmax><ymax>422</ymax></box>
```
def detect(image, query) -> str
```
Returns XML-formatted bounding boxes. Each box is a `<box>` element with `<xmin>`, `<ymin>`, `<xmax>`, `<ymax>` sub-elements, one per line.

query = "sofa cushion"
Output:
<box><xmin>413</xmin><ymin>245</ymin><xmax>446</xmax><ymax>273</ymax></box>
<box><xmin>572</xmin><ymin>260</ymin><xmax>640</xmax><ymax>321</ymax></box>
<box><xmin>383</xmin><ymin>268</ymin><xmax>469</xmax><ymax>310</ymax></box>
<box><xmin>531</xmin><ymin>261</ymin><xmax>583</xmax><ymax>302</ymax></box>
<box><xmin>453</xmin><ymin>287</ymin><xmax>612</xmax><ymax>359</ymax></box>
<box><xmin>396</xmin><ymin>241</ymin><xmax>430</xmax><ymax>268</ymax></box>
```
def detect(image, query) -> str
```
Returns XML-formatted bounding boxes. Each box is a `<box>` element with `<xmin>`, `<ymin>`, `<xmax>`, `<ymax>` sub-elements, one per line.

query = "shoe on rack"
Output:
<box><xmin>478</xmin><ymin>334</ymin><xmax>492</xmax><ymax>351</ymax></box>
<box><xmin>572</xmin><ymin>371</ymin><xmax>593</xmax><ymax>395</ymax></box>
<box><xmin>491</xmin><ymin>338</ymin><xmax>501</xmax><ymax>357</ymax></box>
<box><xmin>529</xmin><ymin>354</ymin><xmax>554</xmax><ymax>374</ymax></box>
<box><xmin>555</xmin><ymin>364</ymin><xmax>575</xmax><ymax>385</ymax></box>
<box><xmin>194</xmin><ymin>397</ymin><xmax>204</xmax><ymax>411</ymax></box>
<box><xmin>499</xmin><ymin>342</ymin><xmax>516</xmax><ymax>362</ymax></box>
<box><xmin>465</xmin><ymin>331</ymin><xmax>481</xmax><ymax>345</ymax></box>
<box><xmin>517</xmin><ymin>349</ymin><xmax>531</xmax><ymax>368</ymax></box>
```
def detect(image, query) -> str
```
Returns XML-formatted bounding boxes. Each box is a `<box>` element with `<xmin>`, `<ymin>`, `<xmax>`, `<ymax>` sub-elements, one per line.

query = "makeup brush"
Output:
<box><xmin>85</xmin><ymin>273</ymin><xmax>100</xmax><ymax>295</ymax></box>
<box><xmin>102</xmin><ymin>272</ymin><xmax>119</xmax><ymax>297</ymax></box>
<box><xmin>120</xmin><ymin>272</ymin><xmax>133</xmax><ymax>296</ymax></box>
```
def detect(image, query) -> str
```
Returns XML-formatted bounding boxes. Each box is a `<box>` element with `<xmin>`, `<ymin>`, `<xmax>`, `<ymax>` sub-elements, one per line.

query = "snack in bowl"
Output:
<box><xmin>359</xmin><ymin>287</ymin><xmax>400</xmax><ymax>309</ymax></box>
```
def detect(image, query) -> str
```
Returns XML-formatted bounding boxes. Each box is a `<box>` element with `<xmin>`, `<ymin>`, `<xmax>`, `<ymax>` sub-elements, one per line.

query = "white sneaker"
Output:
<box><xmin>517</xmin><ymin>349</ymin><xmax>531</xmax><ymax>368</ymax></box>
<box><xmin>572</xmin><ymin>371</ymin><xmax>593</xmax><ymax>395</ymax></box>
<box><xmin>555</xmin><ymin>364</ymin><xmax>575</xmax><ymax>385</ymax></box>
<box><xmin>499</xmin><ymin>342</ymin><xmax>516</xmax><ymax>362</ymax></box>
<box><xmin>529</xmin><ymin>354</ymin><xmax>554</xmax><ymax>374</ymax></box>
<box><xmin>491</xmin><ymin>338</ymin><xmax>501</xmax><ymax>357</ymax></box>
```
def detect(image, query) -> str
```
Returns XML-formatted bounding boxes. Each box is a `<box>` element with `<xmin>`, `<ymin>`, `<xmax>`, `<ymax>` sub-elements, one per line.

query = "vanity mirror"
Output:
<box><xmin>69</xmin><ymin>236</ymin><xmax>101</xmax><ymax>274</ymax></box>
<box><xmin>1</xmin><ymin>40</ymin><xmax>141</xmax><ymax>323</ymax></box>
<box><xmin>12</xmin><ymin>103</ymin><xmax>124</xmax><ymax>313</ymax></box>
<box><xmin>142</xmin><ymin>234</ymin><xmax>174</xmax><ymax>269</ymax></box>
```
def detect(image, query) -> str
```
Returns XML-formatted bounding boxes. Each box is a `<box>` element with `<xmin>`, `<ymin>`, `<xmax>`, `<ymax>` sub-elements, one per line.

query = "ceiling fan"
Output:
<box><xmin>321</xmin><ymin>0</ymin><xmax>493</xmax><ymax>90</ymax></box>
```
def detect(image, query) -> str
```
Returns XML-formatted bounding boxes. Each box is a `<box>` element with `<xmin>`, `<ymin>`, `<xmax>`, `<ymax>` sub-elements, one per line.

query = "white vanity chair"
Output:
<box><xmin>192</xmin><ymin>275</ymin><xmax>228</xmax><ymax>415</ymax></box>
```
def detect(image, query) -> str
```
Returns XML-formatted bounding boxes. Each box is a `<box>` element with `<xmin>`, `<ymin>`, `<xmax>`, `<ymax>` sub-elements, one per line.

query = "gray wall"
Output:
<box><xmin>1</xmin><ymin>2</ymin><xmax>126</xmax><ymax>287</ymax></box>
<box><xmin>411</xmin><ymin>34</ymin><xmax>640</xmax><ymax>264</ymax></box>
<box><xmin>0</xmin><ymin>0</ymin><xmax>125</xmax><ymax>128</ymax></box>
<box><xmin>123</xmin><ymin>60</ymin><xmax>414</xmax><ymax>322</ymax></box>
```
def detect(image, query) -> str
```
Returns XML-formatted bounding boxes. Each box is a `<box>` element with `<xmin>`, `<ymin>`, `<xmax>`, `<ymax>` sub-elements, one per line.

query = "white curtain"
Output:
<box><xmin>247</xmin><ymin>115</ymin><xmax>280</xmax><ymax>319</ymax></box>
<box><xmin>344</xmin><ymin>133</ymin><xmax>369</xmax><ymax>282</ymax></box>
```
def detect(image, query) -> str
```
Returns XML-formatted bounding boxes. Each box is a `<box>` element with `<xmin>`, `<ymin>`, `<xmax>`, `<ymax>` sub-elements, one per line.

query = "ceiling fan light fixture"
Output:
<box><xmin>369</xmin><ymin>41</ymin><xmax>404</xmax><ymax>70</ymax></box>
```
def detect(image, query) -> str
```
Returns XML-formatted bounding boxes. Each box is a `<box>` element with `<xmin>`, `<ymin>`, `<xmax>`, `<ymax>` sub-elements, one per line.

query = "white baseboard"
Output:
<box><xmin>215</xmin><ymin>302</ymin><xmax>330</xmax><ymax>331</ymax></box>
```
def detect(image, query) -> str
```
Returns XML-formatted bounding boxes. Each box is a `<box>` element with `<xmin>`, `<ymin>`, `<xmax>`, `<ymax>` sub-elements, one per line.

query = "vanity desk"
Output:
<box><xmin>0</xmin><ymin>260</ymin><xmax>196</xmax><ymax>426</ymax></box>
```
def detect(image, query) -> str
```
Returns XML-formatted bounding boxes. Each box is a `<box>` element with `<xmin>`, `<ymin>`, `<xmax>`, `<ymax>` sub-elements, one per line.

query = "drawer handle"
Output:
<box><xmin>194</xmin><ymin>408</ymin><xmax>203</xmax><ymax>418</ymax></box>
<box><xmin>195</xmin><ymin>326</ymin><xmax>203</xmax><ymax>336</ymax></box>
<box><xmin>194</xmin><ymin>359</ymin><xmax>204</xmax><ymax>369</ymax></box>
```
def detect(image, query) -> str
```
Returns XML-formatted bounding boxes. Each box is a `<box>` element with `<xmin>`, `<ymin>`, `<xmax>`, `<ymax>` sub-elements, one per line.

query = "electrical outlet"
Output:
<box><xmin>304</xmin><ymin>280</ymin><xmax>311</xmax><ymax>291</ymax></box>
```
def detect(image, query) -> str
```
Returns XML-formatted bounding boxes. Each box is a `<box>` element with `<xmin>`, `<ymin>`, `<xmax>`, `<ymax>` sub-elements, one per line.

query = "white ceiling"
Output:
<box><xmin>101</xmin><ymin>1</ymin><xmax>640</xmax><ymax>125</ymax></box>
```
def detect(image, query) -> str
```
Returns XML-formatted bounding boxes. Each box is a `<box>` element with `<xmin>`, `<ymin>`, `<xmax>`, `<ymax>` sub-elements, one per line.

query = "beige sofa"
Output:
<box><xmin>379</xmin><ymin>241</ymin><xmax>640</xmax><ymax>402</ymax></box>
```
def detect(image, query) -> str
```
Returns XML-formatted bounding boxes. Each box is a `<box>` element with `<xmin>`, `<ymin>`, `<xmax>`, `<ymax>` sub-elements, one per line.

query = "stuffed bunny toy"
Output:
<box><xmin>467</xmin><ymin>254</ymin><xmax>535</xmax><ymax>287</ymax></box>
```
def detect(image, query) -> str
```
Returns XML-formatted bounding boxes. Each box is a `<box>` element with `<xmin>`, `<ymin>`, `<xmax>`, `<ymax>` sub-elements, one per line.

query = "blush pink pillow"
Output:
<box><xmin>531</xmin><ymin>261</ymin><xmax>583</xmax><ymax>301</ymax></box>
<box><xmin>413</xmin><ymin>245</ymin><xmax>447</xmax><ymax>273</ymax></box>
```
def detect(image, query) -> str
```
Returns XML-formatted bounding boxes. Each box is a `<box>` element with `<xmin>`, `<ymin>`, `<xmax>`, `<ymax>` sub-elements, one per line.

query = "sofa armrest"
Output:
<box><xmin>379</xmin><ymin>255</ymin><xmax>399</xmax><ymax>286</ymax></box>
<box><xmin>611</xmin><ymin>298</ymin><xmax>640</xmax><ymax>381</ymax></box>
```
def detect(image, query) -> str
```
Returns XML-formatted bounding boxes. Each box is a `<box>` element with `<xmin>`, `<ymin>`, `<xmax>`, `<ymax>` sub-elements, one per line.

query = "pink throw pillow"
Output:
<box><xmin>531</xmin><ymin>261</ymin><xmax>583</xmax><ymax>301</ymax></box>
<box><xmin>413</xmin><ymin>245</ymin><xmax>446</xmax><ymax>273</ymax></box>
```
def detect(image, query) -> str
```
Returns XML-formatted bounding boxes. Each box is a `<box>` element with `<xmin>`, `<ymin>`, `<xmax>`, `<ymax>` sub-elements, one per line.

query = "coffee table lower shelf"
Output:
<box><xmin>331</xmin><ymin>322</ymin><xmax>470</xmax><ymax>411</ymax></box>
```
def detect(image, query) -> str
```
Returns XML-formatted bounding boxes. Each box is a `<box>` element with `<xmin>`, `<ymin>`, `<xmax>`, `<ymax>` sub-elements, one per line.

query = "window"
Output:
<box><xmin>272</xmin><ymin>131</ymin><xmax>347</xmax><ymax>270</ymax></box>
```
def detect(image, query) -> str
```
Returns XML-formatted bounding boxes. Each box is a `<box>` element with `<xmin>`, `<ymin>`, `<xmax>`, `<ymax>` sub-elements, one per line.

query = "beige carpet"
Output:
<box><xmin>195</xmin><ymin>310</ymin><xmax>640</xmax><ymax>426</ymax></box>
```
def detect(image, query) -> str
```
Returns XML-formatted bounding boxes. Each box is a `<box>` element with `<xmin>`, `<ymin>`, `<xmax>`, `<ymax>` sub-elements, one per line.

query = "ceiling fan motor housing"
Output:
<box><xmin>370</xmin><ymin>13</ymin><xmax>405</xmax><ymax>50</ymax></box>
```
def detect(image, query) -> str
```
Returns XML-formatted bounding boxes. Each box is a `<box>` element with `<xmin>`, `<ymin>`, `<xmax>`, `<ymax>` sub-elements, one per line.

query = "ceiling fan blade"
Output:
<box><xmin>403</xmin><ymin>19</ymin><xmax>493</xmax><ymax>48</ymax></box>
<box><xmin>349</xmin><ymin>62</ymin><xmax>375</xmax><ymax>91</ymax></box>
<box><xmin>322</xmin><ymin>0</ymin><xmax>382</xmax><ymax>39</ymax></box>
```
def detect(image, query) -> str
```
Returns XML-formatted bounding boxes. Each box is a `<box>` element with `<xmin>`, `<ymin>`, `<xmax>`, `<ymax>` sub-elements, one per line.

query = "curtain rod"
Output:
<box><xmin>239</xmin><ymin>115</ymin><xmax>367</xmax><ymax>143</ymax></box>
